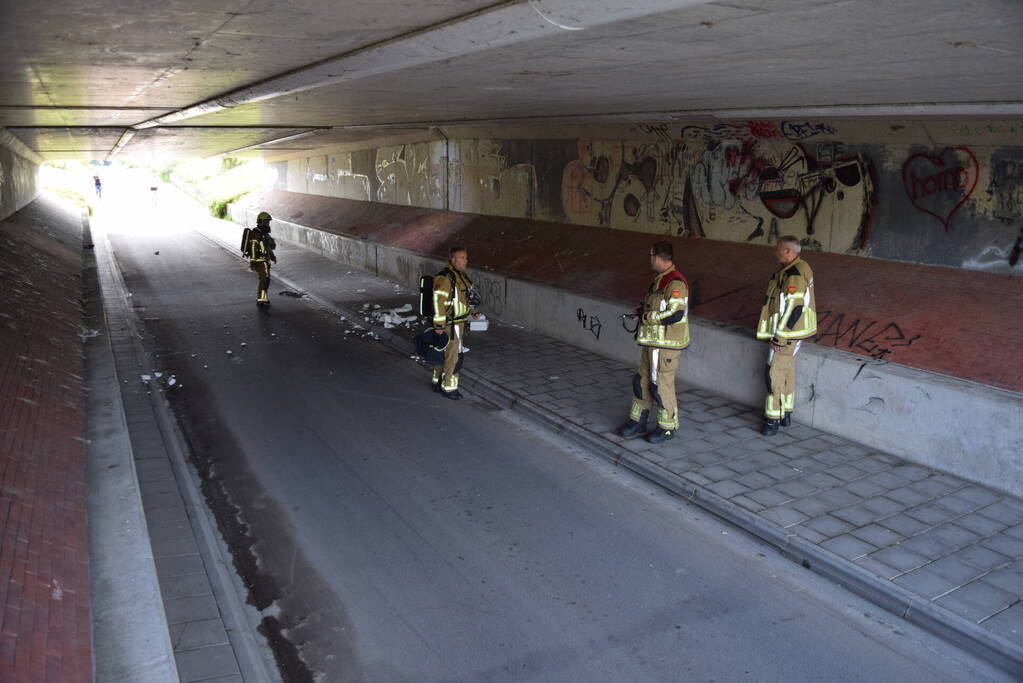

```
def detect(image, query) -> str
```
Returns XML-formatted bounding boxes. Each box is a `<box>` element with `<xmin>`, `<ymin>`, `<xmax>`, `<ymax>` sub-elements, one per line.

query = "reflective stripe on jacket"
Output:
<box><xmin>246</xmin><ymin>228</ymin><xmax>272</xmax><ymax>262</ymax></box>
<box><xmin>432</xmin><ymin>266</ymin><xmax>472</xmax><ymax>327</ymax></box>
<box><xmin>637</xmin><ymin>267</ymin><xmax>690</xmax><ymax>349</ymax></box>
<box><xmin>757</xmin><ymin>257</ymin><xmax>817</xmax><ymax>341</ymax></box>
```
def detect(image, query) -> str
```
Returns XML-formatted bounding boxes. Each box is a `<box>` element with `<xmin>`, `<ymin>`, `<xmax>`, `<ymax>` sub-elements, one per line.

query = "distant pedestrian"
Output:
<box><xmin>619</xmin><ymin>241</ymin><xmax>690</xmax><ymax>444</ymax></box>
<box><xmin>244</xmin><ymin>211</ymin><xmax>277</xmax><ymax>307</ymax></box>
<box><xmin>93</xmin><ymin>175</ymin><xmax>102</xmax><ymax>199</ymax></box>
<box><xmin>757</xmin><ymin>236</ymin><xmax>817</xmax><ymax>436</ymax></box>
<box><xmin>431</xmin><ymin>247</ymin><xmax>474</xmax><ymax>399</ymax></box>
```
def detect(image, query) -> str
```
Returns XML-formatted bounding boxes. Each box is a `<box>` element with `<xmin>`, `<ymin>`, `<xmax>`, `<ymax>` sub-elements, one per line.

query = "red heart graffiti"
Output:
<box><xmin>902</xmin><ymin>146</ymin><xmax>978</xmax><ymax>232</ymax></box>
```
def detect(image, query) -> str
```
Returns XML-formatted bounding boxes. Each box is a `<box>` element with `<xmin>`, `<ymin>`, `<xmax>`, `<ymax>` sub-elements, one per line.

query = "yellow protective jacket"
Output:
<box><xmin>757</xmin><ymin>257</ymin><xmax>817</xmax><ymax>341</ymax></box>
<box><xmin>432</xmin><ymin>265</ymin><xmax>472</xmax><ymax>327</ymax></box>
<box><xmin>637</xmin><ymin>267</ymin><xmax>690</xmax><ymax>349</ymax></box>
<box><xmin>246</xmin><ymin>228</ymin><xmax>274</xmax><ymax>262</ymax></box>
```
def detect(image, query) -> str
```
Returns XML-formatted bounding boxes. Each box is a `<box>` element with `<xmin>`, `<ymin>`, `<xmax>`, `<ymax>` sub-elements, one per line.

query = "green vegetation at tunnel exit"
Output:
<box><xmin>46</xmin><ymin>187</ymin><xmax>95</xmax><ymax>215</ymax></box>
<box><xmin>156</xmin><ymin>157</ymin><xmax>265</xmax><ymax>220</ymax></box>
<box><xmin>41</xmin><ymin>161</ymin><xmax>100</xmax><ymax>215</ymax></box>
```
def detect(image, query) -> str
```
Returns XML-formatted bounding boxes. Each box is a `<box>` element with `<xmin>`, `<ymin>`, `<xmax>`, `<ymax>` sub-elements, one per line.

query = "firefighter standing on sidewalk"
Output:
<box><xmin>619</xmin><ymin>241</ymin><xmax>690</xmax><ymax>444</ymax></box>
<box><xmin>757</xmin><ymin>235</ymin><xmax>817</xmax><ymax>436</ymax></box>
<box><xmin>245</xmin><ymin>211</ymin><xmax>277</xmax><ymax>307</ymax></box>
<box><xmin>432</xmin><ymin>246</ymin><xmax>474</xmax><ymax>400</ymax></box>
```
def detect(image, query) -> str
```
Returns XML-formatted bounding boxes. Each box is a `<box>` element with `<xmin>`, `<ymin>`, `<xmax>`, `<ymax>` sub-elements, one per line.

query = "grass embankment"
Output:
<box><xmin>46</xmin><ymin>186</ymin><xmax>96</xmax><ymax>215</ymax></box>
<box><xmin>40</xmin><ymin>162</ymin><xmax>99</xmax><ymax>215</ymax></box>
<box><xmin>160</xmin><ymin>158</ymin><xmax>264</xmax><ymax>219</ymax></box>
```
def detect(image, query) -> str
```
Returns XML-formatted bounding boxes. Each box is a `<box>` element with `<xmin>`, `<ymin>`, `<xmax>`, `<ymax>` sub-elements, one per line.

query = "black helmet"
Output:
<box><xmin>256</xmin><ymin>211</ymin><xmax>272</xmax><ymax>225</ymax></box>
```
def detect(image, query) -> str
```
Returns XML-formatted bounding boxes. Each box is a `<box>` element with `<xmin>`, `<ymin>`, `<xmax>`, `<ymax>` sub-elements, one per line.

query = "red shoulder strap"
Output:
<box><xmin>658</xmin><ymin>269</ymin><xmax>688</xmax><ymax>292</ymax></box>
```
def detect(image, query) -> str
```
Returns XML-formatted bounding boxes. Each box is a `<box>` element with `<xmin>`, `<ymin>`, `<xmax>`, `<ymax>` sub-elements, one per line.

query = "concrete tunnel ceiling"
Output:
<box><xmin>1</xmin><ymin>0</ymin><xmax>1022</xmax><ymax>160</ymax></box>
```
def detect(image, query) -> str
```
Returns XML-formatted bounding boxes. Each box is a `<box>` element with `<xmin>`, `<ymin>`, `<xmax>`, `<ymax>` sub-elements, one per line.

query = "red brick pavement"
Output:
<box><xmin>0</xmin><ymin>197</ymin><xmax>91</xmax><ymax>682</ymax></box>
<box><xmin>248</xmin><ymin>190</ymin><xmax>1023</xmax><ymax>393</ymax></box>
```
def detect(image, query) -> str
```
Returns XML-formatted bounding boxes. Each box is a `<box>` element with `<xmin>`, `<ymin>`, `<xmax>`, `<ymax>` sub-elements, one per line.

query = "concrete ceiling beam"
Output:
<box><xmin>0</xmin><ymin>128</ymin><xmax>45</xmax><ymax>164</ymax></box>
<box><xmin>106</xmin><ymin>129</ymin><xmax>136</xmax><ymax>161</ymax></box>
<box><xmin>130</xmin><ymin>0</ymin><xmax>714</xmax><ymax>130</ymax></box>
<box><xmin>214</xmin><ymin>128</ymin><xmax>332</xmax><ymax>156</ymax></box>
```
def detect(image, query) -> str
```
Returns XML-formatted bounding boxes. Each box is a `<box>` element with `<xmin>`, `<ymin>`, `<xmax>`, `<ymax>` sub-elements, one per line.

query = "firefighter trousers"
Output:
<box><xmin>250</xmin><ymin>260</ymin><xmax>270</xmax><ymax>302</ymax></box>
<box><xmin>629</xmin><ymin>347</ymin><xmax>681</xmax><ymax>430</ymax></box>
<box><xmin>432</xmin><ymin>322</ymin><xmax>464</xmax><ymax>392</ymax></box>
<box><xmin>765</xmin><ymin>339</ymin><xmax>801</xmax><ymax>419</ymax></box>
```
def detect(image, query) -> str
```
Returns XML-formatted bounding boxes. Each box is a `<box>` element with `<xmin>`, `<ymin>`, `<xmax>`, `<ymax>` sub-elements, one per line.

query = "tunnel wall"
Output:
<box><xmin>0</xmin><ymin>129</ymin><xmax>41</xmax><ymax>222</ymax></box>
<box><xmin>266</xmin><ymin>119</ymin><xmax>1023</xmax><ymax>275</ymax></box>
<box><xmin>229</xmin><ymin>196</ymin><xmax>1023</xmax><ymax>497</ymax></box>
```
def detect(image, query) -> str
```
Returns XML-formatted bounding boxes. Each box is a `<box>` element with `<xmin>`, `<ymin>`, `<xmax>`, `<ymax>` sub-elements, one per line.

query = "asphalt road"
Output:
<box><xmin>98</xmin><ymin>182</ymin><xmax>1007</xmax><ymax>682</ymax></box>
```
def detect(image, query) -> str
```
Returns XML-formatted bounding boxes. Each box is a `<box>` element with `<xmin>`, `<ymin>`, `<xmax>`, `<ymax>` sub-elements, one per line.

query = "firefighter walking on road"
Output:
<box><xmin>758</xmin><ymin>236</ymin><xmax>817</xmax><ymax>436</ymax></box>
<box><xmin>244</xmin><ymin>211</ymin><xmax>277</xmax><ymax>307</ymax></box>
<box><xmin>432</xmin><ymin>246</ymin><xmax>475</xmax><ymax>400</ymax></box>
<box><xmin>619</xmin><ymin>241</ymin><xmax>690</xmax><ymax>444</ymax></box>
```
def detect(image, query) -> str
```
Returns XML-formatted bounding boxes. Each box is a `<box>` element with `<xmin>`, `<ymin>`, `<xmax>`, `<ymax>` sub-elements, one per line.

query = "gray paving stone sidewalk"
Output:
<box><xmin>199</xmin><ymin>217</ymin><xmax>1023</xmax><ymax>662</ymax></box>
<box><xmin>465</xmin><ymin>326</ymin><xmax>1023</xmax><ymax>645</ymax></box>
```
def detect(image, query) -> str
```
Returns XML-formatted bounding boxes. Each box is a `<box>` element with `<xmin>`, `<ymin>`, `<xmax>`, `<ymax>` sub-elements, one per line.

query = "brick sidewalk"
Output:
<box><xmin>0</xmin><ymin>198</ymin><xmax>91</xmax><ymax>682</ymax></box>
<box><xmin>199</xmin><ymin>216</ymin><xmax>1023</xmax><ymax>669</ymax></box>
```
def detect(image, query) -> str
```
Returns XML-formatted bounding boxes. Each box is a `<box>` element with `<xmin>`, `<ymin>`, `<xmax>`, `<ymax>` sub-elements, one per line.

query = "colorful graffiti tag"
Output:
<box><xmin>557</xmin><ymin>123</ymin><xmax>875</xmax><ymax>253</ymax></box>
<box><xmin>901</xmin><ymin>146</ymin><xmax>978</xmax><ymax>232</ymax></box>
<box><xmin>780</xmin><ymin>121</ymin><xmax>838</xmax><ymax>141</ymax></box>
<box><xmin>682</xmin><ymin>125</ymin><xmax>875</xmax><ymax>252</ymax></box>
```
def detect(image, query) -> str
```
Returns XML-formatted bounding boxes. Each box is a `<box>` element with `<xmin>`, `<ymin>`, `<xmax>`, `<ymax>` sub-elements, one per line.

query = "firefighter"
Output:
<box><xmin>619</xmin><ymin>241</ymin><xmax>690</xmax><ymax>443</ymax></box>
<box><xmin>757</xmin><ymin>236</ymin><xmax>817</xmax><ymax>436</ymax></box>
<box><xmin>432</xmin><ymin>246</ymin><xmax>473</xmax><ymax>399</ymax></box>
<box><xmin>246</xmin><ymin>211</ymin><xmax>277</xmax><ymax>306</ymax></box>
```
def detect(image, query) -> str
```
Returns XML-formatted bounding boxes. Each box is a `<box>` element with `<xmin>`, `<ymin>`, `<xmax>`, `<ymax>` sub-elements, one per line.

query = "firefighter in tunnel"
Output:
<box><xmin>243</xmin><ymin>211</ymin><xmax>277</xmax><ymax>306</ymax></box>
<box><xmin>620</xmin><ymin>240</ymin><xmax>690</xmax><ymax>444</ymax></box>
<box><xmin>758</xmin><ymin>235</ymin><xmax>817</xmax><ymax>436</ymax></box>
<box><xmin>431</xmin><ymin>246</ymin><xmax>478</xmax><ymax>400</ymax></box>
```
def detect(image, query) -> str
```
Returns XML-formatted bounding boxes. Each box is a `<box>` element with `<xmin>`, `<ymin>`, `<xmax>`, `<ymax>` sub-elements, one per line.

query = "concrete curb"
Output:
<box><xmin>197</xmin><ymin>222</ymin><xmax>1023</xmax><ymax>677</ymax></box>
<box><xmin>83</xmin><ymin>211</ymin><xmax>180</xmax><ymax>683</ymax></box>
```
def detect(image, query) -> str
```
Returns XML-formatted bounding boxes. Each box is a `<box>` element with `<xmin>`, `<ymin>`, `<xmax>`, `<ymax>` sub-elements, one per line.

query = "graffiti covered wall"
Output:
<box><xmin>267</xmin><ymin>119</ymin><xmax>1023</xmax><ymax>274</ymax></box>
<box><xmin>270</xmin><ymin>144</ymin><xmax>446</xmax><ymax>209</ymax></box>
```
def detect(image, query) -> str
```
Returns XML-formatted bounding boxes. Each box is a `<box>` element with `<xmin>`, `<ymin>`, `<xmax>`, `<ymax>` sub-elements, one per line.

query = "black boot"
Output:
<box><xmin>440</xmin><ymin>389</ymin><xmax>463</xmax><ymax>400</ymax></box>
<box><xmin>646</xmin><ymin>427</ymin><xmax>675</xmax><ymax>444</ymax></box>
<box><xmin>619</xmin><ymin>410</ymin><xmax>649</xmax><ymax>438</ymax></box>
<box><xmin>780</xmin><ymin>413</ymin><xmax>792</xmax><ymax>427</ymax></box>
<box><xmin>762</xmin><ymin>419</ymin><xmax>780</xmax><ymax>436</ymax></box>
